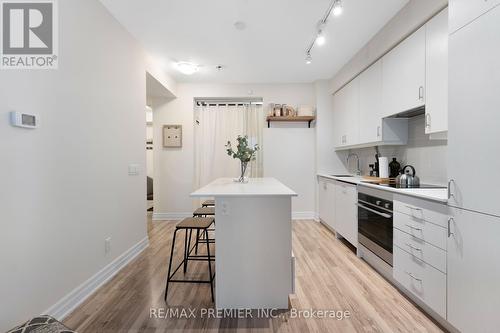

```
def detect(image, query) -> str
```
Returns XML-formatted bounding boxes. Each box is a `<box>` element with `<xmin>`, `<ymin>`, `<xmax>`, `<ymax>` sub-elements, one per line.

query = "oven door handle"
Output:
<box><xmin>356</xmin><ymin>203</ymin><xmax>392</xmax><ymax>219</ymax></box>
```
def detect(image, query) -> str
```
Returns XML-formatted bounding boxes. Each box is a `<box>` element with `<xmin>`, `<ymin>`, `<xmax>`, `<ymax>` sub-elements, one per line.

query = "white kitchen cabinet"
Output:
<box><xmin>425</xmin><ymin>8</ymin><xmax>448</xmax><ymax>135</ymax></box>
<box><xmin>333</xmin><ymin>78</ymin><xmax>359</xmax><ymax>148</ymax></box>
<box><xmin>393</xmin><ymin>246</ymin><xmax>447</xmax><ymax>318</ymax></box>
<box><xmin>448</xmin><ymin>5</ymin><xmax>500</xmax><ymax>217</ymax></box>
<box><xmin>449</xmin><ymin>0</ymin><xmax>500</xmax><ymax>34</ymax></box>
<box><xmin>337</xmin><ymin>60</ymin><xmax>408</xmax><ymax>150</ymax></box>
<box><xmin>382</xmin><ymin>26</ymin><xmax>426</xmax><ymax>117</ymax></box>
<box><xmin>359</xmin><ymin>60</ymin><xmax>383</xmax><ymax>143</ymax></box>
<box><xmin>318</xmin><ymin>177</ymin><xmax>335</xmax><ymax>230</ymax></box>
<box><xmin>334</xmin><ymin>181</ymin><xmax>357</xmax><ymax>247</ymax></box>
<box><xmin>447</xmin><ymin>208</ymin><xmax>500</xmax><ymax>333</ymax></box>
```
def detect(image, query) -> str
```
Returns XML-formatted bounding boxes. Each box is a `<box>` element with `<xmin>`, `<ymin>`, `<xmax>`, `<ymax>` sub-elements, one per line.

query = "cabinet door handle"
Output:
<box><xmin>447</xmin><ymin>179</ymin><xmax>455</xmax><ymax>199</ymax></box>
<box><xmin>448</xmin><ymin>217</ymin><xmax>454</xmax><ymax>238</ymax></box>
<box><xmin>419</xmin><ymin>86</ymin><xmax>424</xmax><ymax>101</ymax></box>
<box><xmin>406</xmin><ymin>271</ymin><xmax>422</xmax><ymax>282</ymax></box>
<box><xmin>377</xmin><ymin>126</ymin><xmax>381</xmax><ymax>137</ymax></box>
<box><xmin>425</xmin><ymin>113</ymin><xmax>431</xmax><ymax>129</ymax></box>
<box><xmin>405</xmin><ymin>243</ymin><xmax>422</xmax><ymax>252</ymax></box>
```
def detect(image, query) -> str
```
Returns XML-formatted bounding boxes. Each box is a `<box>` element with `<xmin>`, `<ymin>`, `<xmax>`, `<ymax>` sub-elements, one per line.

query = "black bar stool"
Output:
<box><xmin>193</xmin><ymin>206</ymin><xmax>215</xmax><ymax>253</ymax></box>
<box><xmin>202</xmin><ymin>199</ymin><xmax>215</xmax><ymax>207</ymax></box>
<box><xmin>164</xmin><ymin>217</ymin><xmax>215</xmax><ymax>302</ymax></box>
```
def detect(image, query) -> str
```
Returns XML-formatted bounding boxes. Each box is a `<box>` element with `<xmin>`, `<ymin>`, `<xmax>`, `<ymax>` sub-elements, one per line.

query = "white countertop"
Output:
<box><xmin>317</xmin><ymin>173</ymin><xmax>448</xmax><ymax>203</ymax></box>
<box><xmin>191</xmin><ymin>177</ymin><xmax>298</xmax><ymax>197</ymax></box>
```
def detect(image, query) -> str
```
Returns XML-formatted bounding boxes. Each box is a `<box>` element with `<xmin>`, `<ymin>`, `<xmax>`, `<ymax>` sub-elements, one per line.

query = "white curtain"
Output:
<box><xmin>194</xmin><ymin>103</ymin><xmax>265</xmax><ymax>189</ymax></box>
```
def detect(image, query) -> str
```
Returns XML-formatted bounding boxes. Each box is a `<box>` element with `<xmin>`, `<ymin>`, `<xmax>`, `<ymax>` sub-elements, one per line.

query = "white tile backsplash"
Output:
<box><xmin>336</xmin><ymin>115</ymin><xmax>448</xmax><ymax>185</ymax></box>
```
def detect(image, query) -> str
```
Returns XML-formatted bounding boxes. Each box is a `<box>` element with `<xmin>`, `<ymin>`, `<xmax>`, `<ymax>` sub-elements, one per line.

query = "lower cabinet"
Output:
<box><xmin>334</xmin><ymin>182</ymin><xmax>358</xmax><ymax>247</ymax></box>
<box><xmin>318</xmin><ymin>177</ymin><xmax>335</xmax><ymax>230</ymax></box>
<box><xmin>393</xmin><ymin>195</ymin><xmax>448</xmax><ymax>319</ymax></box>
<box><xmin>447</xmin><ymin>207</ymin><xmax>500</xmax><ymax>333</ymax></box>
<box><xmin>393</xmin><ymin>248</ymin><xmax>447</xmax><ymax>318</ymax></box>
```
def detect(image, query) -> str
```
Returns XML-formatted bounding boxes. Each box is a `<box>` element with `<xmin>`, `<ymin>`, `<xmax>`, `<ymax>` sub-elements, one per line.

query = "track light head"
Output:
<box><xmin>305</xmin><ymin>53</ymin><xmax>312</xmax><ymax>64</ymax></box>
<box><xmin>332</xmin><ymin>0</ymin><xmax>343</xmax><ymax>16</ymax></box>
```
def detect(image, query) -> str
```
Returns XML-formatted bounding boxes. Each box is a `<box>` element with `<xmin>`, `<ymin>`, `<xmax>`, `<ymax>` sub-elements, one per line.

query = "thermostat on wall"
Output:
<box><xmin>10</xmin><ymin>111</ymin><xmax>38</xmax><ymax>129</ymax></box>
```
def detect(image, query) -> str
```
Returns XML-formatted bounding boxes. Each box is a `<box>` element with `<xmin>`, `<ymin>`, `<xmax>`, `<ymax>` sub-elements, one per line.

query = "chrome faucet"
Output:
<box><xmin>347</xmin><ymin>153</ymin><xmax>361</xmax><ymax>176</ymax></box>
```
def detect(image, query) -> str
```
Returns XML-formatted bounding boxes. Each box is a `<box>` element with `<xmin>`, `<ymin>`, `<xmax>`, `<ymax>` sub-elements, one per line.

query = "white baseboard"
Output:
<box><xmin>152</xmin><ymin>212</ymin><xmax>192</xmax><ymax>221</ymax></box>
<box><xmin>44</xmin><ymin>236</ymin><xmax>149</xmax><ymax>321</ymax></box>
<box><xmin>292</xmin><ymin>211</ymin><xmax>317</xmax><ymax>220</ymax></box>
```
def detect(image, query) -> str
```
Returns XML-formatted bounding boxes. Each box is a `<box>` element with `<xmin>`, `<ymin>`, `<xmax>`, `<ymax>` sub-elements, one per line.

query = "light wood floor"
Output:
<box><xmin>64</xmin><ymin>217</ymin><xmax>444</xmax><ymax>332</ymax></box>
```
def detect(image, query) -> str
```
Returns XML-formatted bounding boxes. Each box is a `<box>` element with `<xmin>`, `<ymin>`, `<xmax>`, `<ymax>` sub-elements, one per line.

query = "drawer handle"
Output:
<box><xmin>405</xmin><ymin>205</ymin><xmax>422</xmax><ymax>211</ymax></box>
<box><xmin>406</xmin><ymin>224</ymin><xmax>422</xmax><ymax>232</ymax></box>
<box><xmin>406</xmin><ymin>271</ymin><xmax>423</xmax><ymax>282</ymax></box>
<box><xmin>405</xmin><ymin>243</ymin><xmax>422</xmax><ymax>252</ymax></box>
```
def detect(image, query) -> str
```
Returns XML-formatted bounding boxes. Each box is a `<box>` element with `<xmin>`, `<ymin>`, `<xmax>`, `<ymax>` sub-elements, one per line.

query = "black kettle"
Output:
<box><xmin>396</xmin><ymin>165</ymin><xmax>420</xmax><ymax>187</ymax></box>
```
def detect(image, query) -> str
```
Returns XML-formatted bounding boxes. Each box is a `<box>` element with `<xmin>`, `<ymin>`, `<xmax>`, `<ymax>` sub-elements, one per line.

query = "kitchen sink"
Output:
<box><xmin>331</xmin><ymin>174</ymin><xmax>354</xmax><ymax>177</ymax></box>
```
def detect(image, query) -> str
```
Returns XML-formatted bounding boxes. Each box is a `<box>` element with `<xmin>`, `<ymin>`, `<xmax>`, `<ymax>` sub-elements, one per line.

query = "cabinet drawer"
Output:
<box><xmin>393</xmin><ymin>247</ymin><xmax>447</xmax><ymax>318</ymax></box>
<box><xmin>393</xmin><ymin>228</ymin><xmax>446</xmax><ymax>273</ymax></box>
<box><xmin>394</xmin><ymin>211</ymin><xmax>447</xmax><ymax>250</ymax></box>
<box><xmin>394</xmin><ymin>195</ymin><xmax>450</xmax><ymax>228</ymax></box>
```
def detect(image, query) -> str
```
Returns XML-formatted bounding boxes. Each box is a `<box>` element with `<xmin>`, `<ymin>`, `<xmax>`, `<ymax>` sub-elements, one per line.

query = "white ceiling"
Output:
<box><xmin>100</xmin><ymin>0</ymin><xmax>408</xmax><ymax>83</ymax></box>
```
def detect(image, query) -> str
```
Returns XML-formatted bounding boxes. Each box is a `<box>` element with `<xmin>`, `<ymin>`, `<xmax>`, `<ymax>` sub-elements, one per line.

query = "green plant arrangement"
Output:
<box><xmin>225</xmin><ymin>135</ymin><xmax>260</xmax><ymax>183</ymax></box>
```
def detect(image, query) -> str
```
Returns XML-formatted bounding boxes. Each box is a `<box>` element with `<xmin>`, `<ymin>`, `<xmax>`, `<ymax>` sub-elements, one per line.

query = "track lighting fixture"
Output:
<box><xmin>304</xmin><ymin>0</ymin><xmax>343</xmax><ymax>63</ymax></box>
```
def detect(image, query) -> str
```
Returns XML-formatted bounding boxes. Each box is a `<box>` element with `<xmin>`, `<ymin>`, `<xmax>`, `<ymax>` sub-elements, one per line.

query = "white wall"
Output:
<box><xmin>152</xmin><ymin>83</ymin><xmax>316</xmax><ymax>218</ymax></box>
<box><xmin>0</xmin><ymin>0</ymin><xmax>150</xmax><ymax>329</ymax></box>
<box><xmin>263</xmin><ymin>128</ymin><xmax>316</xmax><ymax>218</ymax></box>
<box><xmin>330</xmin><ymin>0</ymin><xmax>448</xmax><ymax>93</ymax></box>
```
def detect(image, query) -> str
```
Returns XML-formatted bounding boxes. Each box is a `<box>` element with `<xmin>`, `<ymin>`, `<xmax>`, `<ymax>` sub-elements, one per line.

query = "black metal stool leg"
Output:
<box><xmin>183</xmin><ymin>229</ymin><xmax>189</xmax><ymax>273</ymax></box>
<box><xmin>165</xmin><ymin>229</ymin><xmax>178</xmax><ymax>301</ymax></box>
<box><xmin>195</xmin><ymin>229</ymin><xmax>200</xmax><ymax>254</ymax></box>
<box><xmin>206</xmin><ymin>230</ymin><xmax>214</xmax><ymax>302</ymax></box>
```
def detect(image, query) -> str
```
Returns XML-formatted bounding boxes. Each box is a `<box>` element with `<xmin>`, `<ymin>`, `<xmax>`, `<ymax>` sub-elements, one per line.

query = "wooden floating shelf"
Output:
<box><xmin>266</xmin><ymin>116</ymin><xmax>316</xmax><ymax>128</ymax></box>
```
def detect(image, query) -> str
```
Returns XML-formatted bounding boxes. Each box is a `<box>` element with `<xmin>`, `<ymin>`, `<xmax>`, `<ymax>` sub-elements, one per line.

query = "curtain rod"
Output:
<box><xmin>194</xmin><ymin>97</ymin><xmax>263</xmax><ymax>105</ymax></box>
<box><xmin>196</xmin><ymin>102</ymin><xmax>263</xmax><ymax>106</ymax></box>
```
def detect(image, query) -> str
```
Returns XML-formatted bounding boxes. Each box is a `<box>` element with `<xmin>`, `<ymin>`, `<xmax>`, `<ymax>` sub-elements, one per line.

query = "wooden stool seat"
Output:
<box><xmin>202</xmin><ymin>199</ymin><xmax>215</xmax><ymax>207</ymax></box>
<box><xmin>193</xmin><ymin>206</ymin><xmax>215</xmax><ymax>216</ymax></box>
<box><xmin>177</xmin><ymin>217</ymin><xmax>214</xmax><ymax>229</ymax></box>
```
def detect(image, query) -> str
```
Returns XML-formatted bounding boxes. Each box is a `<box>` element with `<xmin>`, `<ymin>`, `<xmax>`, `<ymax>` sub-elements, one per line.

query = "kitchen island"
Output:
<box><xmin>191</xmin><ymin>178</ymin><xmax>297</xmax><ymax>309</ymax></box>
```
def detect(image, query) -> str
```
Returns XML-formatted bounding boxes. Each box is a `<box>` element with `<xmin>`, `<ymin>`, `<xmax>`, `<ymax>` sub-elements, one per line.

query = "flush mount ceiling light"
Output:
<box><xmin>304</xmin><ymin>0</ymin><xmax>343</xmax><ymax>63</ymax></box>
<box><xmin>175</xmin><ymin>62</ymin><xmax>199</xmax><ymax>75</ymax></box>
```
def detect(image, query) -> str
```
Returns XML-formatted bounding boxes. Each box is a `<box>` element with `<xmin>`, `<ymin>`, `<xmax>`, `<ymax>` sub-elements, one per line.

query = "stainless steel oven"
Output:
<box><xmin>357</xmin><ymin>186</ymin><xmax>393</xmax><ymax>266</ymax></box>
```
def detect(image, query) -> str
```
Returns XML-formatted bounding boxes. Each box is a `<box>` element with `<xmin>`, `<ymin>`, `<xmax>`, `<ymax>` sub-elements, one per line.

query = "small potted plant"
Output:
<box><xmin>225</xmin><ymin>135</ymin><xmax>260</xmax><ymax>183</ymax></box>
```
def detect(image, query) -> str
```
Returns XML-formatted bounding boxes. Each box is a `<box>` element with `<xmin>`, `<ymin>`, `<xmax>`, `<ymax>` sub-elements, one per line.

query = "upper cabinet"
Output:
<box><xmin>333</xmin><ymin>78</ymin><xmax>359</xmax><ymax>148</ymax></box>
<box><xmin>449</xmin><ymin>0</ymin><xmax>500</xmax><ymax>34</ymax></box>
<box><xmin>382</xmin><ymin>26</ymin><xmax>426</xmax><ymax>118</ymax></box>
<box><xmin>359</xmin><ymin>60</ymin><xmax>383</xmax><ymax>143</ymax></box>
<box><xmin>425</xmin><ymin>8</ymin><xmax>449</xmax><ymax>135</ymax></box>
<box><xmin>332</xmin><ymin>9</ymin><xmax>449</xmax><ymax>150</ymax></box>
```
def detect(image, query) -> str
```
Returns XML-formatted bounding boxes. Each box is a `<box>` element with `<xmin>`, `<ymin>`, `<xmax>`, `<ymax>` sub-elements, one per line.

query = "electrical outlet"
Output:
<box><xmin>221</xmin><ymin>201</ymin><xmax>229</xmax><ymax>216</ymax></box>
<box><xmin>105</xmin><ymin>237</ymin><xmax>111</xmax><ymax>254</ymax></box>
